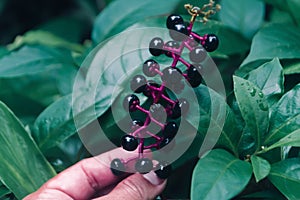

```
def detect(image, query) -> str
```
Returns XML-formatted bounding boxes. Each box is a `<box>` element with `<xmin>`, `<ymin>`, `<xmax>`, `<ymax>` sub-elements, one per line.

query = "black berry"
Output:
<box><xmin>163</xmin><ymin>122</ymin><xmax>178</xmax><ymax>139</ymax></box>
<box><xmin>155</xmin><ymin>162</ymin><xmax>172</xmax><ymax>179</ymax></box>
<box><xmin>135</xmin><ymin>158</ymin><xmax>153</xmax><ymax>174</ymax></box>
<box><xmin>186</xmin><ymin>65</ymin><xmax>202</xmax><ymax>87</ymax></box>
<box><xmin>123</xmin><ymin>94</ymin><xmax>140</xmax><ymax>112</ymax></box>
<box><xmin>189</xmin><ymin>47</ymin><xmax>207</xmax><ymax>63</ymax></box>
<box><xmin>166</xmin><ymin>14</ymin><xmax>184</xmax><ymax>29</ymax></box>
<box><xmin>178</xmin><ymin>98</ymin><xmax>189</xmax><ymax>116</ymax></box>
<box><xmin>162</xmin><ymin>67</ymin><xmax>182</xmax><ymax>85</ymax></box>
<box><xmin>121</xmin><ymin>134</ymin><xmax>138</xmax><ymax>151</ymax></box>
<box><xmin>143</xmin><ymin>59</ymin><xmax>160</xmax><ymax>77</ymax></box>
<box><xmin>169</xmin><ymin>24</ymin><xmax>189</xmax><ymax>41</ymax></box>
<box><xmin>159</xmin><ymin>137</ymin><xmax>174</xmax><ymax>150</ymax></box>
<box><xmin>149</xmin><ymin>37</ymin><xmax>164</xmax><ymax>56</ymax></box>
<box><xmin>130</xmin><ymin>75</ymin><xmax>147</xmax><ymax>93</ymax></box>
<box><xmin>164</xmin><ymin>41</ymin><xmax>180</xmax><ymax>57</ymax></box>
<box><xmin>203</xmin><ymin>34</ymin><xmax>219</xmax><ymax>52</ymax></box>
<box><xmin>110</xmin><ymin>158</ymin><xmax>125</xmax><ymax>176</ymax></box>
<box><xmin>171</xmin><ymin>101</ymin><xmax>181</xmax><ymax>119</ymax></box>
<box><xmin>143</xmin><ymin>81</ymin><xmax>160</xmax><ymax>98</ymax></box>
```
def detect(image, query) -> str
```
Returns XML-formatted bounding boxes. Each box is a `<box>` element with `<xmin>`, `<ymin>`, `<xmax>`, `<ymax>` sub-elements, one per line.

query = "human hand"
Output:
<box><xmin>24</xmin><ymin>148</ymin><xmax>167</xmax><ymax>200</ymax></box>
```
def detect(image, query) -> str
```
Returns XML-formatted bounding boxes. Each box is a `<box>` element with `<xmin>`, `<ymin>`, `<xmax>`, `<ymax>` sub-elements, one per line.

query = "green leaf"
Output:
<box><xmin>0</xmin><ymin>184</ymin><xmax>10</xmax><ymax>198</ymax></box>
<box><xmin>264</xmin><ymin>84</ymin><xmax>300</xmax><ymax>145</ymax></box>
<box><xmin>0</xmin><ymin>101</ymin><xmax>56</xmax><ymax>199</ymax></box>
<box><xmin>262</xmin><ymin>0</ymin><xmax>289</xmax><ymax>11</ymax></box>
<box><xmin>219</xmin><ymin>0</ymin><xmax>265</xmax><ymax>39</ymax></box>
<box><xmin>247</xmin><ymin>58</ymin><xmax>284</xmax><ymax>97</ymax></box>
<box><xmin>263</xmin><ymin>129</ymin><xmax>300</xmax><ymax>152</ymax></box>
<box><xmin>240</xmin><ymin>23</ymin><xmax>300</xmax><ymax>71</ymax></box>
<box><xmin>7</xmin><ymin>30</ymin><xmax>84</xmax><ymax>52</ymax></box>
<box><xmin>92</xmin><ymin>0</ymin><xmax>182</xmax><ymax>43</ymax></box>
<box><xmin>233</xmin><ymin>76</ymin><xmax>269</xmax><ymax>151</ymax></box>
<box><xmin>268</xmin><ymin>158</ymin><xmax>300</xmax><ymax>200</ymax></box>
<box><xmin>251</xmin><ymin>155</ymin><xmax>271</xmax><ymax>182</ymax></box>
<box><xmin>191</xmin><ymin>149</ymin><xmax>252</xmax><ymax>200</ymax></box>
<box><xmin>287</xmin><ymin>0</ymin><xmax>300</xmax><ymax>25</ymax></box>
<box><xmin>282</xmin><ymin>59</ymin><xmax>300</xmax><ymax>75</ymax></box>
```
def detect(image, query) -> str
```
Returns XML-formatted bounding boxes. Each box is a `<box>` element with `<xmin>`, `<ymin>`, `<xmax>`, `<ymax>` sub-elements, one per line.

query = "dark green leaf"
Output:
<box><xmin>268</xmin><ymin>158</ymin><xmax>300</xmax><ymax>200</ymax></box>
<box><xmin>233</xmin><ymin>76</ymin><xmax>269</xmax><ymax>151</ymax></box>
<box><xmin>264</xmin><ymin>84</ymin><xmax>300</xmax><ymax>145</ymax></box>
<box><xmin>269</xmin><ymin>8</ymin><xmax>294</xmax><ymax>24</ymax></box>
<box><xmin>0</xmin><ymin>101</ymin><xmax>56</xmax><ymax>199</ymax></box>
<box><xmin>247</xmin><ymin>58</ymin><xmax>284</xmax><ymax>97</ymax></box>
<box><xmin>0</xmin><ymin>184</ymin><xmax>10</xmax><ymax>198</ymax></box>
<box><xmin>240</xmin><ymin>23</ymin><xmax>300</xmax><ymax>72</ymax></box>
<box><xmin>92</xmin><ymin>0</ymin><xmax>182</xmax><ymax>43</ymax></box>
<box><xmin>282</xmin><ymin>59</ymin><xmax>300</xmax><ymax>75</ymax></box>
<box><xmin>251</xmin><ymin>155</ymin><xmax>271</xmax><ymax>182</ymax></box>
<box><xmin>7</xmin><ymin>30</ymin><xmax>84</xmax><ymax>52</ymax></box>
<box><xmin>191</xmin><ymin>149</ymin><xmax>252</xmax><ymax>200</ymax></box>
<box><xmin>287</xmin><ymin>0</ymin><xmax>300</xmax><ymax>25</ymax></box>
<box><xmin>262</xmin><ymin>0</ymin><xmax>289</xmax><ymax>11</ymax></box>
<box><xmin>219</xmin><ymin>0</ymin><xmax>265</xmax><ymax>39</ymax></box>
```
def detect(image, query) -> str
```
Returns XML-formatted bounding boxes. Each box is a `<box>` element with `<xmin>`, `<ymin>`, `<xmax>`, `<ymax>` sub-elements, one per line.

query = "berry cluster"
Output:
<box><xmin>110</xmin><ymin>13</ymin><xmax>219</xmax><ymax>178</ymax></box>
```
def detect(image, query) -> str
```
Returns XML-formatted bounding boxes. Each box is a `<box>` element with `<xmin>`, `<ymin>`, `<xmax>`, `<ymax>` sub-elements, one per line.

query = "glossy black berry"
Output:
<box><xmin>110</xmin><ymin>158</ymin><xmax>125</xmax><ymax>176</ymax></box>
<box><xmin>143</xmin><ymin>59</ymin><xmax>160</xmax><ymax>77</ymax></box>
<box><xmin>131</xmin><ymin>119</ymin><xmax>144</xmax><ymax>129</ymax></box>
<box><xmin>150</xmin><ymin>103</ymin><xmax>167</xmax><ymax>122</ymax></box>
<box><xmin>121</xmin><ymin>134</ymin><xmax>138</xmax><ymax>151</ymax></box>
<box><xmin>164</xmin><ymin>41</ymin><xmax>180</xmax><ymax>57</ymax></box>
<box><xmin>159</xmin><ymin>137</ymin><xmax>174</xmax><ymax>150</ymax></box>
<box><xmin>135</xmin><ymin>158</ymin><xmax>153</xmax><ymax>174</ymax></box>
<box><xmin>169</xmin><ymin>24</ymin><xmax>189</xmax><ymax>41</ymax></box>
<box><xmin>203</xmin><ymin>34</ymin><xmax>219</xmax><ymax>52</ymax></box>
<box><xmin>143</xmin><ymin>81</ymin><xmax>160</xmax><ymax>98</ymax></box>
<box><xmin>186</xmin><ymin>65</ymin><xmax>202</xmax><ymax>87</ymax></box>
<box><xmin>163</xmin><ymin>122</ymin><xmax>178</xmax><ymax>139</ymax></box>
<box><xmin>178</xmin><ymin>98</ymin><xmax>189</xmax><ymax>116</ymax></box>
<box><xmin>155</xmin><ymin>162</ymin><xmax>172</xmax><ymax>179</ymax></box>
<box><xmin>149</xmin><ymin>37</ymin><xmax>164</xmax><ymax>56</ymax></box>
<box><xmin>171</xmin><ymin>101</ymin><xmax>181</xmax><ymax>119</ymax></box>
<box><xmin>189</xmin><ymin>47</ymin><xmax>207</xmax><ymax>63</ymax></box>
<box><xmin>123</xmin><ymin>94</ymin><xmax>140</xmax><ymax>112</ymax></box>
<box><xmin>166</xmin><ymin>14</ymin><xmax>184</xmax><ymax>29</ymax></box>
<box><xmin>130</xmin><ymin>75</ymin><xmax>147</xmax><ymax>93</ymax></box>
<box><xmin>162</xmin><ymin>67</ymin><xmax>182</xmax><ymax>85</ymax></box>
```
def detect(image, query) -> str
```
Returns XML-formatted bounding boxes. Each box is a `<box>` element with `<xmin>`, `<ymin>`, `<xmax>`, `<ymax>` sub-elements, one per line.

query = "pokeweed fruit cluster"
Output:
<box><xmin>110</xmin><ymin>2</ymin><xmax>220</xmax><ymax>179</ymax></box>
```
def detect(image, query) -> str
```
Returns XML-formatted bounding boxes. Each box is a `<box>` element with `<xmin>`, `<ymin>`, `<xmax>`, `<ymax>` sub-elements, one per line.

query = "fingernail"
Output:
<box><xmin>142</xmin><ymin>171</ymin><xmax>164</xmax><ymax>185</ymax></box>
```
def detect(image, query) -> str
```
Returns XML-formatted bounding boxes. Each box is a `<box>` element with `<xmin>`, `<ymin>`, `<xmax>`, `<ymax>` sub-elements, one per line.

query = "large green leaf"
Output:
<box><xmin>268</xmin><ymin>158</ymin><xmax>300</xmax><ymax>200</ymax></box>
<box><xmin>287</xmin><ymin>0</ymin><xmax>300</xmax><ymax>25</ymax></box>
<box><xmin>7</xmin><ymin>30</ymin><xmax>84</xmax><ymax>52</ymax></box>
<box><xmin>0</xmin><ymin>45</ymin><xmax>78</xmax><ymax>106</ymax></box>
<box><xmin>92</xmin><ymin>0</ymin><xmax>181</xmax><ymax>43</ymax></box>
<box><xmin>262</xmin><ymin>129</ymin><xmax>300</xmax><ymax>152</ymax></box>
<box><xmin>262</xmin><ymin>0</ymin><xmax>289</xmax><ymax>11</ymax></box>
<box><xmin>251</xmin><ymin>155</ymin><xmax>271</xmax><ymax>182</ymax></box>
<box><xmin>191</xmin><ymin>149</ymin><xmax>252</xmax><ymax>200</ymax></box>
<box><xmin>233</xmin><ymin>76</ymin><xmax>269</xmax><ymax>152</ymax></box>
<box><xmin>264</xmin><ymin>84</ymin><xmax>300</xmax><ymax>145</ymax></box>
<box><xmin>247</xmin><ymin>58</ymin><xmax>284</xmax><ymax>97</ymax></box>
<box><xmin>240</xmin><ymin>23</ymin><xmax>300</xmax><ymax>73</ymax></box>
<box><xmin>219</xmin><ymin>0</ymin><xmax>265</xmax><ymax>39</ymax></box>
<box><xmin>0</xmin><ymin>101</ymin><xmax>56</xmax><ymax>199</ymax></box>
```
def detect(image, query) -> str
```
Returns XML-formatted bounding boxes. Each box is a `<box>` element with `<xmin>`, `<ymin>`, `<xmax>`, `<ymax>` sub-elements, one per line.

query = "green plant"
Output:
<box><xmin>0</xmin><ymin>0</ymin><xmax>299</xmax><ymax>199</ymax></box>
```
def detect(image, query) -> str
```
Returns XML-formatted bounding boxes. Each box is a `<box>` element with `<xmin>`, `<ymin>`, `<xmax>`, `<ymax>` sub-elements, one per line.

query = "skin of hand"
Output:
<box><xmin>23</xmin><ymin>148</ymin><xmax>167</xmax><ymax>200</ymax></box>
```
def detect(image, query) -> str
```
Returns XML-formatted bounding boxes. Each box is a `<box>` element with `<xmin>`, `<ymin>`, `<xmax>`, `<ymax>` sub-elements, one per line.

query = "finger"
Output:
<box><xmin>24</xmin><ymin>148</ymin><xmax>149</xmax><ymax>200</ymax></box>
<box><xmin>97</xmin><ymin>172</ymin><xmax>167</xmax><ymax>200</ymax></box>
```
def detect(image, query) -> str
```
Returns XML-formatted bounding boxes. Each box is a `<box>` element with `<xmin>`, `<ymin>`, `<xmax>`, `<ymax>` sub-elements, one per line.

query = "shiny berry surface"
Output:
<box><xmin>166</xmin><ymin>14</ymin><xmax>184</xmax><ymax>29</ymax></box>
<box><xmin>110</xmin><ymin>158</ymin><xmax>125</xmax><ymax>176</ymax></box>
<box><xmin>203</xmin><ymin>34</ymin><xmax>219</xmax><ymax>52</ymax></box>
<box><xmin>135</xmin><ymin>158</ymin><xmax>153</xmax><ymax>174</ymax></box>
<box><xmin>149</xmin><ymin>37</ymin><xmax>164</xmax><ymax>56</ymax></box>
<box><xmin>171</xmin><ymin>101</ymin><xmax>181</xmax><ymax>119</ymax></box>
<box><xmin>143</xmin><ymin>59</ymin><xmax>160</xmax><ymax>77</ymax></box>
<box><xmin>162</xmin><ymin>67</ymin><xmax>182</xmax><ymax>85</ymax></box>
<box><xmin>163</xmin><ymin>122</ymin><xmax>178</xmax><ymax>139</ymax></box>
<box><xmin>143</xmin><ymin>81</ymin><xmax>160</xmax><ymax>98</ymax></box>
<box><xmin>164</xmin><ymin>41</ymin><xmax>180</xmax><ymax>57</ymax></box>
<box><xmin>130</xmin><ymin>75</ymin><xmax>147</xmax><ymax>93</ymax></box>
<box><xmin>178</xmin><ymin>98</ymin><xmax>189</xmax><ymax>116</ymax></box>
<box><xmin>169</xmin><ymin>24</ymin><xmax>189</xmax><ymax>41</ymax></box>
<box><xmin>123</xmin><ymin>94</ymin><xmax>140</xmax><ymax>112</ymax></box>
<box><xmin>187</xmin><ymin>65</ymin><xmax>202</xmax><ymax>87</ymax></box>
<box><xmin>189</xmin><ymin>47</ymin><xmax>207</xmax><ymax>63</ymax></box>
<box><xmin>155</xmin><ymin>162</ymin><xmax>172</xmax><ymax>179</ymax></box>
<box><xmin>121</xmin><ymin>134</ymin><xmax>138</xmax><ymax>151</ymax></box>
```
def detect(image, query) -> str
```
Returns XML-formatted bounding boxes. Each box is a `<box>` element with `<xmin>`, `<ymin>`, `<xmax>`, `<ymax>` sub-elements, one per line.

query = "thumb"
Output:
<box><xmin>99</xmin><ymin>172</ymin><xmax>167</xmax><ymax>200</ymax></box>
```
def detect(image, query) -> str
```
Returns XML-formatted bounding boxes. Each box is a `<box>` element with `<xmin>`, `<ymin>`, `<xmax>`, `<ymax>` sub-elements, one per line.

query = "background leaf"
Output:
<box><xmin>219</xmin><ymin>0</ymin><xmax>265</xmax><ymax>39</ymax></box>
<box><xmin>251</xmin><ymin>155</ymin><xmax>271</xmax><ymax>182</ymax></box>
<box><xmin>0</xmin><ymin>101</ymin><xmax>56</xmax><ymax>199</ymax></box>
<box><xmin>268</xmin><ymin>158</ymin><xmax>300</xmax><ymax>200</ymax></box>
<box><xmin>233</xmin><ymin>76</ymin><xmax>269</xmax><ymax>152</ymax></box>
<box><xmin>264</xmin><ymin>84</ymin><xmax>300</xmax><ymax>145</ymax></box>
<box><xmin>191</xmin><ymin>149</ymin><xmax>252</xmax><ymax>200</ymax></box>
